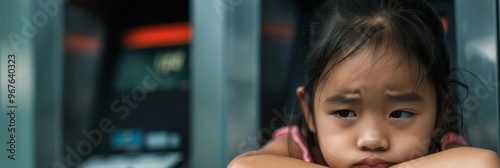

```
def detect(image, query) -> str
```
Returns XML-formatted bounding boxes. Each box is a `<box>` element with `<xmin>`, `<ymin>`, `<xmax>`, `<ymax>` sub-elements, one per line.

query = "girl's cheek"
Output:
<box><xmin>319</xmin><ymin>130</ymin><xmax>355</xmax><ymax>152</ymax></box>
<box><xmin>392</xmin><ymin>136</ymin><xmax>432</xmax><ymax>162</ymax></box>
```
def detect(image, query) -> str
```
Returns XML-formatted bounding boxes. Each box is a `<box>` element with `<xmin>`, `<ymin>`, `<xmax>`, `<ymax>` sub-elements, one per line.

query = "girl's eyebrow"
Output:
<box><xmin>324</xmin><ymin>93</ymin><xmax>361</xmax><ymax>104</ymax></box>
<box><xmin>385</xmin><ymin>92</ymin><xmax>424</xmax><ymax>103</ymax></box>
<box><xmin>324</xmin><ymin>92</ymin><xmax>423</xmax><ymax>104</ymax></box>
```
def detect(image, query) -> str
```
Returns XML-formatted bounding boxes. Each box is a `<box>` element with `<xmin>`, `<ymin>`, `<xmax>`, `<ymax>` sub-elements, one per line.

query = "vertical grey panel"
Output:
<box><xmin>455</xmin><ymin>0</ymin><xmax>499</xmax><ymax>152</ymax></box>
<box><xmin>34</xmin><ymin>0</ymin><xmax>64</xmax><ymax>167</ymax></box>
<box><xmin>0</xmin><ymin>0</ymin><xmax>35</xmax><ymax>167</ymax></box>
<box><xmin>191</xmin><ymin>0</ymin><xmax>227</xmax><ymax>167</ymax></box>
<box><xmin>0</xmin><ymin>0</ymin><xmax>64</xmax><ymax>167</ymax></box>
<box><xmin>226</xmin><ymin>0</ymin><xmax>260</xmax><ymax>161</ymax></box>
<box><xmin>191</xmin><ymin>0</ymin><xmax>261</xmax><ymax>166</ymax></box>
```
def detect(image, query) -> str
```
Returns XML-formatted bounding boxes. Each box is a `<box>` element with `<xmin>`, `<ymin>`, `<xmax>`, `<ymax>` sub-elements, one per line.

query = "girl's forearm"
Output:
<box><xmin>228</xmin><ymin>152</ymin><xmax>327</xmax><ymax>168</ymax></box>
<box><xmin>390</xmin><ymin>147</ymin><xmax>500</xmax><ymax>168</ymax></box>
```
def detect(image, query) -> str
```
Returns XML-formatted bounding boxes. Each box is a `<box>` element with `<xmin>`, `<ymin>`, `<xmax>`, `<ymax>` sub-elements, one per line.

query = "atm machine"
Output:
<box><xmin>77</xmin><ymin>23</ymin><xmax>190</xmax><ymax>168</ymax></box>
<box><xmin>75</xmin><ymin>1</ymin><xmax>191</xmax><ymax>168</ymax></box>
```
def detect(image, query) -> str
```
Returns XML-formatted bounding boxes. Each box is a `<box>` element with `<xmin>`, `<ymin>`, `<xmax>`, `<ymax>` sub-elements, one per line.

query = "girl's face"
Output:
<box><xmin>300</xmin><ymin>50</ymin><xmax>437</xmax><ymax>168</ymax></box>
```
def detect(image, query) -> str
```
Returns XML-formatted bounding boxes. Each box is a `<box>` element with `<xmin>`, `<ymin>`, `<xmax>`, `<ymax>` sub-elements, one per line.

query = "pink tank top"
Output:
<box><xmin>273</xmin><ymin>125</ymin><xmax>468</xmax><ymax>162</ymax></box>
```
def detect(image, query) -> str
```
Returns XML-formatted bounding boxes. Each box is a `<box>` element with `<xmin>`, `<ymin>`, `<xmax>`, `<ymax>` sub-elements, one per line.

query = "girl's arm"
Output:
<box><xmin>228</xmin><ymin>136</ymin><xmax>327</xmax><ymax>168</ymax></box>
<box><xmin>390</xmin><ymin>147</ymin><xmax>500</xmax><ymax>168</ymax></box>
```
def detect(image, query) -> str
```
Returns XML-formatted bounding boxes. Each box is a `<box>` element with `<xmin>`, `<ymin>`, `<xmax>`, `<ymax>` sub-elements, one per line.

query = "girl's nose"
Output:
<box><xmin>357</xmin><ymin>130</ymin><xmax>389</xmax><ymax>151</ymax></box>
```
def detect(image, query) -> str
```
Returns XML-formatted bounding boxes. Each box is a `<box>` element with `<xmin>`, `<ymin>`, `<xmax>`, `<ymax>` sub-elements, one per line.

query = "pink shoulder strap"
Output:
<box><xmin>441</xmin><ymin>132</ymin><xmax>468</xmax><ymax>150</ymax></box>
<box><xmin>273</xmin><ymin>126</ymin><xmax>313</xmax><ymax>162</ymax></box>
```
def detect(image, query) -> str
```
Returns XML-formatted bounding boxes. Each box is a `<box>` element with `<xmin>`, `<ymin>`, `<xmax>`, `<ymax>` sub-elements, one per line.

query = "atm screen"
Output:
<box><xmin>109</xmin><ymin>45</ymin><xmax>190</xmax><ymax>153</ymax></box>
<box><xmin>92</xmin><ymin>23</ymin><xmax>191</xmax><ymax>159</ymax></box>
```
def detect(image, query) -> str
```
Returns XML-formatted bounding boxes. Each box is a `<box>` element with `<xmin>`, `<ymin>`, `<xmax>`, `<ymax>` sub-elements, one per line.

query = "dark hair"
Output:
<box><xmin>290</xmin><ymin>0</ymin><xmax>463</xmax><ymax>163</ymax></box>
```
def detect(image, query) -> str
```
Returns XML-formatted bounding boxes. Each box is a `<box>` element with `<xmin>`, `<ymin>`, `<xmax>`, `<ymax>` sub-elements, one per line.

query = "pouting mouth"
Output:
<box><xmin>352</xmin><ymin>164</ymin><xmax>392</xmax><ymax>168</ymax></box>
<box><xmin>353</xmin><ymin>157</ymin><xmax>394</xmax><ymax>168</ymax></box>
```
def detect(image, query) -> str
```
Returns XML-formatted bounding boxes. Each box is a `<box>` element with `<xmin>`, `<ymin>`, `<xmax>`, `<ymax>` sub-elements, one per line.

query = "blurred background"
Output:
<box><xmin>0</xmin><ymin>0</ymin><xmax>498</xmax><ymax>167</ymax></box>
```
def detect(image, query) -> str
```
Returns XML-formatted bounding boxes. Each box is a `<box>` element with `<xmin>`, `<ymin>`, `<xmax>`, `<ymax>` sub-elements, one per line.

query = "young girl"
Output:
<box><xmin>229</xmin><ymin>0</ymin><xmax>500</xmax><ymax>167</ymax></box>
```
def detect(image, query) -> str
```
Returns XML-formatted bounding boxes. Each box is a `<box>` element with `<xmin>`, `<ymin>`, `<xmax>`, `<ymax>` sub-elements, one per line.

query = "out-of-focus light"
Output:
<box><xmin>110</xmin><ymin>129</ymin><xmax>144</xmax><ymax>151</ymax></box>
<box><xmin>123</xmin><ymin>23</ymin><xmax>191</xmax><ymax>49</ymax></box>
<box><xmin>262</xmin><ymin>21</ymin><xmax>294</xmax><ymax>40</ymax></box>
<box><xmin>64</xmin><ymin>33</ymin><xmax>102</xmax><ymax>55</ymax></box>
<box><xmin>154</xmin><ymin>50</ymin><xmax>186</xmax><ymax>75</ymax></box>
<box><xmin>466</xmin><ymin>35</ymin><xmax>497</xmax><ymax>62</ymax></box>
<box><xmin>145</xmin><ymin>131</ymin><xmax>182</xmax><ymax>150</ymax></box>
<box><xmin>440</xmin><ymin>16</ymin><xmax>448</xmax><ymax>34</ymax></box>
<box><xmin>79</xmin><ymin>152</ymin><xmax>182</xmax><ymax>168</ymax></box>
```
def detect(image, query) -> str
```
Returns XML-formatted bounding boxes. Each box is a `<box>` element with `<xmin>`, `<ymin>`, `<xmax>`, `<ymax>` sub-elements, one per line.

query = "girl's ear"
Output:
<box><xmin>296</xmin><ymin>86</ymin><xmax>316</xmax><ymax>133</ymax></box>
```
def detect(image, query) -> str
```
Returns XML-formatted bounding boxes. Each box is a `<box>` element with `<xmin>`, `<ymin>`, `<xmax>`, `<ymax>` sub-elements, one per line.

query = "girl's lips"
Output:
<box><xmin>353</xmin><ymin>157</ymin><xmax>394</xmax><ymax>168</ymax></box>
<box><xmin>353</xmin><ymin>164</ymin><xmax>391</xmax><ymax>168</ymax></box>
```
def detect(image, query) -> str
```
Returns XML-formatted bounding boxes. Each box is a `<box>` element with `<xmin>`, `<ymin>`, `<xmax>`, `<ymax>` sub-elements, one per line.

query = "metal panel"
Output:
<box><xmin>455</xmin><ymin>0</ymin><xmax>499</xmax><ymax>152</ymax></box>
<box><xmin>0</xmin><ymin>0</ymin><xmax>36</xmax><ymax>167</ymax></box>
<box><xmin>191</xmin><ymin>0</ymin><xmax>228</xmax><ymax>167</ymax></box>
<box><xmin>191</xmin><ymin>0</ymin><xmax>260</xmax><ymax>166</ymax></box>
<box><xmin>226</xmin><ymin>0</ymin><xmax>260</xmax><ymax>161</ymax></box>
<box><xmin>0</xmin><ymin>0</ymin><xmax>64</xmax><ymax>167</ymax></box>
<box><xmin>33</xmin><ymin>0</ymin><xmax>65</xmax><ymax>167</ymax></box>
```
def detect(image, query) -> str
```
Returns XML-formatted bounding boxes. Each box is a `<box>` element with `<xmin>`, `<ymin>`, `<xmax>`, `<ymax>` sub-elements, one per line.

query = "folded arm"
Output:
<box><xmin>391</xmin><ymin>146</ymin><xmax>500</xmax><ymax>168</ymax></box>
<box><xmin>228</xmin><ymin>136</ymin><xmax>327</xmax><ymax>168</ymax></box>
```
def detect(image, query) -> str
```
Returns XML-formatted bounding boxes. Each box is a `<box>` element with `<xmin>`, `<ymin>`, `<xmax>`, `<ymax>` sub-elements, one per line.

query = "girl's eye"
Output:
<box><xmin>390</xmin><ymin>110</ymin><xmax>414</xmax><ymax>119</ymax></box>
<box><xmin>333</xmin><ymin>110</ymin><xmax>357</xmax><ymax>119</ymax></box>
